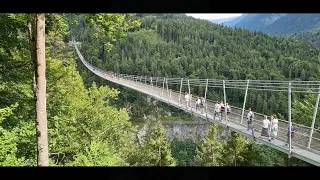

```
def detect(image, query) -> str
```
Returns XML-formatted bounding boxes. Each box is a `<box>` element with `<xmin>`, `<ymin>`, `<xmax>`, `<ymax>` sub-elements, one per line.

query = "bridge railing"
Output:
<box><xmin>113</xmin><ymin>72</ymin><xmax>320</xmax><ymax>154</ymax></box>
<box><xmin>172</xmin><ymin>88</ymin><xmax>317</xmax><ymax>150</ymax></box>
<box><xmin>73</xmin><ymin>43</ymin><xmax>320</xmax><ymax>157</ymax></box>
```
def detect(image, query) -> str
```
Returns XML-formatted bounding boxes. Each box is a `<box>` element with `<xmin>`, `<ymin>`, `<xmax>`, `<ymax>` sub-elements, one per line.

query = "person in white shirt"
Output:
<box><xmin>185</xmin><ymin>92</ymin><xmax>190</xmax><ymax>108</ymax></box>
<box><xmin>269</xmin><ymin>115</ymin><xmax>278</xmax><ymax>141</ymax></box>
<box><xmin>261</xmin><ymin>115</ymin><xmax>270</xmax><ymax>138</ymax></box>
<box><xmin>246</xmin><ymin>108</ymin><xmax>254</xmax><ymax>130</ymax></box>
<box><xmin>246</xmin><ymin>108</ymin><xmax>255</xmax><ymax>139</ymax></box>
<box><xmin>214</xmin><ymin>102</ymin><xmax>221</xmax><ymax>121</ymax></box>
<box><xmin>200</xmin><ymin>97</ymin><xmax>206</xmax><ymax>113</ymax></box>
<box><xmin>225</xmin><ymin>103</ymin><xmax>231</xmax><ymax>121</ymax></box>
<box><xmin>195</xmin><ymin>98</ymin><xmax>201</xmax><ymax>111</ymax></box>
<box><xmin>226</xmin><ymin>103</ymin><xmax>231</xmax><ymax>114</ymax></box>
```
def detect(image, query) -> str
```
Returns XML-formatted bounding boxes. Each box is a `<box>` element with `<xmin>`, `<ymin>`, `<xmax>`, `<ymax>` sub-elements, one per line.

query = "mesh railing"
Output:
<box><xmin>114</xmin><ymin>71</ymin><xmax>320</xmax><ymax>154</ymax></box>
<box><xmin>73</xmin><ymin>43</ymin><xmax>320</xmax><ymax>163</ymax></box>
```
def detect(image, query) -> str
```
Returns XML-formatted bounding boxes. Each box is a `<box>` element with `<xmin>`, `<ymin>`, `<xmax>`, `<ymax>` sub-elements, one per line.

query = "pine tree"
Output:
<box><xmin>193</xmin><ymin>124</ymin><xmax>223</xmax><ymax>166</ymax></box>
<box><xmin>293</xmin><ymin>93</ymin><xmax>318</xmax><ymax>126</ymax></box>
<box><xmin>170</xmin><ymin>138</ymin><xmax>197</xmax><ymax>166</ymax></box>
<box><xmin>137</xmin><ymin>120</ymin><xmax>176</xmax><ymax>166</ymax></box>
<box><xmin>221</xmin><ymin>132</ymin><xmax>248</xmax><ymax>166</ymax></box>
<box><xmin>70</xmin><ymin>141</ymin><xmax>126</xmax><ymax>166</ymax></box>
<box><xmin>0</xmin><ymin>104</ymin><xmax>27</xmax><ymax>166</ymax></box>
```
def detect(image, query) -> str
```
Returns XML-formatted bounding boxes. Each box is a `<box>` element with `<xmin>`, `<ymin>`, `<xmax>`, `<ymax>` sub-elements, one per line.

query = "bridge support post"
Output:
<box><xmin>288</xmin><ymin>82</ymin><xmax>292</xmax><ymax>158</ymax></box>
<box><xmin>241</xmin><ymin>80</ymin><xmax>250</xmax><ymax>124</ymax></box>
<box><xmin>188</xmin><ymin>79</ymin><xmax>191</xmax><ymax>95</ymax></box>
<box><xmin>287</xmin><ymin>156</ymin><xmax>292</xmax><ymax>167</ymax></box>
<box><xmin>166</xmin><ymin>78</ymin><xmax>170</xmax><ymax>103</ymax></box>
<box><xmin>188</xmin><ymin>79</ymin><xmax>192</xmax><ymax>113</ymax></box>
<box><xmin>223</xmin><ymin>80</ymin><xmax>228</xmax><ymax>127</ymax></box>
<box><xmin>204</xmin><ymin>79</ymin><xmax>208</xmax><ymax>121</ymax></box>
<box><xmin>179</xmin><ymin>78</ymin><xmax>183</xmax><ymax>106</ymax></box>
<box><xmin>308</xmin><ymin>86</ymin><xmax>320</xmax><ymax>148</ymax></box>
<box><xmin>150</xmin><ymin>77</ymin><xmax>153</xmax><ymax>89</ymax></box>
<box><xmin>156</xmin><ymin>77</ymin><xmax>158</xmax><ymax>87</ymax></box>
<box><xmin>161</xmin><ymin>77</ymin><xmax>165</xmax><ymax>97</ymax></box>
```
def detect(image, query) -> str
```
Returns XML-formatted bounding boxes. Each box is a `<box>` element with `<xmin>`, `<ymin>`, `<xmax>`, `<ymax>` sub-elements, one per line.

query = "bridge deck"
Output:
<box><xmin>74</xmin><ymin>44</ymin><xmax>320</xmax><ymax>166</ymax></box>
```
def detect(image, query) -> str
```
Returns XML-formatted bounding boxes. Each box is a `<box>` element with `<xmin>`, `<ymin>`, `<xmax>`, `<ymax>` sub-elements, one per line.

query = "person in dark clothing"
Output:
<box><xmin>286</xmin><ymin>123</ymin><xmax>296</xmax><ymax>148</ymax></box>
<box><xmin>220</xmin><ymin>102</ymin><xmax>225</xmax><ymax>120</ymax></box>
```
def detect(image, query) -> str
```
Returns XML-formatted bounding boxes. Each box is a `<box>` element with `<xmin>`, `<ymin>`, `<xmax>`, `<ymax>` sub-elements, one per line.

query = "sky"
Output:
<box><xmin>185</xmin><ymin>13</ymin><xmax>242</xmax><ymax>20</ymax></box>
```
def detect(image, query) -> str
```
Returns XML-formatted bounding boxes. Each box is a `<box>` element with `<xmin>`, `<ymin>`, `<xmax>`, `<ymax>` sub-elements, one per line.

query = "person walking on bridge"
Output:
<box><xmin>200</xmin><ymin>97</ymin><xmax>206</xmax><ymax>113</ymax></box>
<box><xmin>269</xmin><ymin>115</ymin><xmax>278</xmax><ymax>141</ymax></box>
<box><xmin>246</xmin><ymin>108</ymin><xmax>255</xmax><ymax>139</ymax></box>
<box><xmin>214</xmin><ymin>102</ymin><xmax>221</xmax><ymax>121</ymax></box>
<box><xmin>261</xmin><ymin>115</ymin><xmax>270</xmax><ymax>138</ymax></box>
<box><xmin>195</xmin><ymin>97</ymin><xmax>201</xmax><ymax>111</ymax></box>
<box><xmin>226</xmin><ymin>103</ymin><xmax>231</xmax><ymax>120</ymax></box>
<box><xmin>184</xmin><ymin>92</ymin><xmax>190</xmax><ymax>108</ymax></box>
<box><xmin>286</xmin><ymin>122</ymin><xmax>296</xmax><ymax>148</ymax></box>
<box><xmin>189</xmin><ymin>94</ymin><xmax>193</xmax><ymax>106</ymax></box>
<box><xmin>220</xmin><ymin>101</ymin><xmax>225</xmax><ymax>121</ymax></box>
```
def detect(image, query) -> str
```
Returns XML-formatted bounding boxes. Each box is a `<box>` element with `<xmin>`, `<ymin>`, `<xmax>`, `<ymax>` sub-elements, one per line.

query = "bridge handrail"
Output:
<box><xmin>131</xmin><ymin>75</ymin><xmax>316</xmax><ymax>129</ymax></box>
<box><xmin>73</xmin><ymin>43</ymin><xmax>320</xmax><ymax>160</ymax></box>
<box><xmin>102</xmin><ymin>72</ymin><xmax>320</xmax><ymax>94</ymax></box>
<box><xmin>151</xmin><ymin>82</ymin><xmax>319</xmax><ymax>148</ymax></box>
<box><xmin>126</xmin><ymin>74</ymin><xmax>320</xmax><ymax>148</ymax></box>
<box><xmin>117</xmin><ymin>69</ymin><xmax>320</xmax><ymax>131</ymax></box>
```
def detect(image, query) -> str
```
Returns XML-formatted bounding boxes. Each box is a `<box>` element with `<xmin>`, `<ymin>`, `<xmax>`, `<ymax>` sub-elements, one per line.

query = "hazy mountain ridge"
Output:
<box><xmin>209</xmin><ymin>16</ymin><xmax>241</xmax><ymax>25</ymax></box>
<box><xmin>225</xmin><ymin>14</ymin><xmax>320</xmax><ymax>36</ymax></box>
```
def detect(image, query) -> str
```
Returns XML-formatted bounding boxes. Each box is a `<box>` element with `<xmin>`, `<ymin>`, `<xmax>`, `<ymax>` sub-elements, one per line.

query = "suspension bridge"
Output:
<box><xmin>72</xmin><ymin>41</ymin><xmax>320</xmax><ymax>166</ymax></box>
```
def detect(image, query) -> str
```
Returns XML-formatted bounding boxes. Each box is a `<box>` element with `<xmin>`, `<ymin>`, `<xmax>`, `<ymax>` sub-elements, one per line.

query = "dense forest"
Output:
<box><xmin>0</xmin><ymin>13</ymin><xmax>315</xmax><ymax>166</ymax></box>
<box><xmin>292</xmin><ymin>29</ymin><xmax>320</xmax><ymax>49</ymax></box>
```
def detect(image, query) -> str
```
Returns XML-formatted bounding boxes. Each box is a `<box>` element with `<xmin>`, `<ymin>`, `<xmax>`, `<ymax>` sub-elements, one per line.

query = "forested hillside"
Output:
<box><xmin>292</xmin><ymin>29</ymin><xmax>320</xmax><ymax>48</ymax></box>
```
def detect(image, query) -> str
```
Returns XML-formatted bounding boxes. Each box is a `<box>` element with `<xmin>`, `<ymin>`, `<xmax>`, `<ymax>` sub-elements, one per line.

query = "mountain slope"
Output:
<box><xmin>222</xmin><ymin>14</ymin><xmax>249</xmax><ymax>26</ymax></box>
<box><xmin>228</xmin><ymin>14</ymin><xmax>320</xmax><ymax>35</ymax></box>
<box><xmin>76</xmin><ymin>14</ymin><xmax>320</xmax><ymax>83</ymax></box>
<box><xmin>292</xmin><ymin>28</ymin><xmax>320</xmax><ymax>48</ymax></box>
<box><xmin>209</xmin><ymin>16</ymin><xmax>241</xmax><ymax>25</ymax></box>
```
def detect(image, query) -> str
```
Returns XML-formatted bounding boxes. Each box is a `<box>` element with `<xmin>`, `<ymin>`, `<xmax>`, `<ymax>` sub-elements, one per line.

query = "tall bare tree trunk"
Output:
<box><xmin>31</xmin><ymin>13</ymin><xmax>48</xmax><ymax>166</ymax></box>
<box><xmin>28</xmin><ymin>15</ymin><xmax>39</xmax><ymax>165</ymax></box>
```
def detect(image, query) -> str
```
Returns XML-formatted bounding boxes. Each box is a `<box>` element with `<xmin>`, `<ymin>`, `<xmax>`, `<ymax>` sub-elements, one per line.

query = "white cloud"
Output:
<box><xmin>186</xmin><ymin>13</ymin><xmax>242</xmax><ymax>20</ymax></box>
